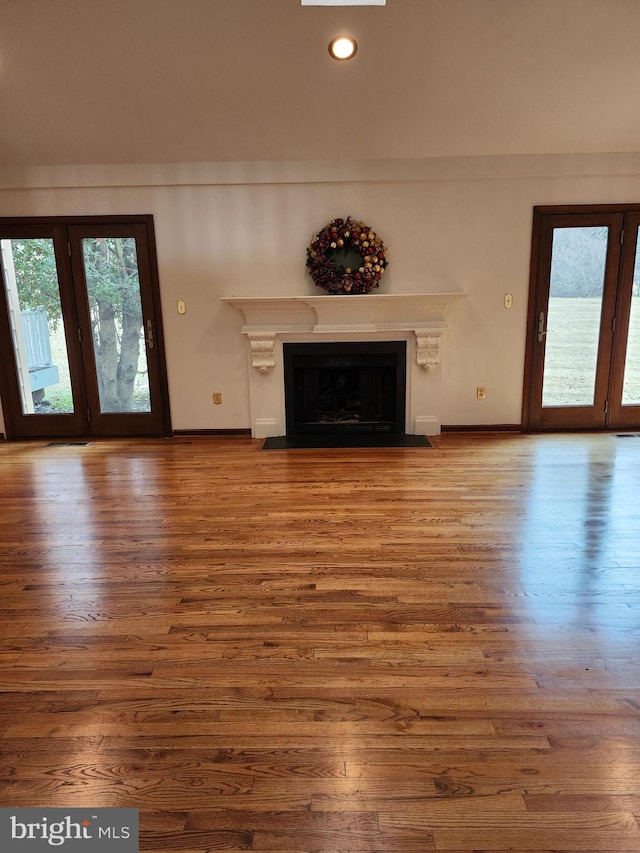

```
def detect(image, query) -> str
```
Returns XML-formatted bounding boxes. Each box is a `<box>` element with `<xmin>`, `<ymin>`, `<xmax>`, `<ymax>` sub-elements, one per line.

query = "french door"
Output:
<box><xmin>524</xmin><ymin>206</ymin><xmax>640</xmax><ymax>430</ymax></box>
<box><xmin>0</xmin><ymin>216</ymin><xmax>171</xmax><ymax>439</ymax></box>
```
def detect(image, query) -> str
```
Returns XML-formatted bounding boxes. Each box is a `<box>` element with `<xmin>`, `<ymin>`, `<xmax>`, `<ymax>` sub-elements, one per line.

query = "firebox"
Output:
<box><xmin>283</xmin><ymin>341</ymin><xmax>406</xmax><ymax>436</ymax></box>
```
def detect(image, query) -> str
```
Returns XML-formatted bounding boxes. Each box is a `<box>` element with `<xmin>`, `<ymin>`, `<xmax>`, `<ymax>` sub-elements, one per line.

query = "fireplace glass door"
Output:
<box><xmin>283</xmin><ymin>342</ymin><xmax>406</xmax><ymax>436</ymax></box>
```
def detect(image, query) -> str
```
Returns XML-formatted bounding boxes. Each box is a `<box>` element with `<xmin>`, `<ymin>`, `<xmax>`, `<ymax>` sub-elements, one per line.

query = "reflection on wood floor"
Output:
<box><xmin>0</xmin><ymin>432</ymin><xmax>639</xmax><ymax>852</ymax></box>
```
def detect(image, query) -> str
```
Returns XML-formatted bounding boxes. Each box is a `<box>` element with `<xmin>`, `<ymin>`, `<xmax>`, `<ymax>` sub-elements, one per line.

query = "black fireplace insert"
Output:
<box><xmin>283</xmin><ymin>341</ymin><xmax>406</xmax><ymax>436</ymax></box>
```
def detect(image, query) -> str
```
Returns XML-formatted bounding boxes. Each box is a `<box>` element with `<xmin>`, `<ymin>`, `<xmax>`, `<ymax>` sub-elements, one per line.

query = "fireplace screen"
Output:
<box><xmin>283</xmin><ymin>342</ymin><xmax>406</xmax><ymax>435</ymax></box>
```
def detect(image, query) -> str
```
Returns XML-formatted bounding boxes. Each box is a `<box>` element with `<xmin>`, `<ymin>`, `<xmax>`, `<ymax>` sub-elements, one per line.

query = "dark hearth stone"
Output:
<box><xmin>262</xmin><ymin>434</ymin><xmax>431</xmax><ymax>450</ymax></box>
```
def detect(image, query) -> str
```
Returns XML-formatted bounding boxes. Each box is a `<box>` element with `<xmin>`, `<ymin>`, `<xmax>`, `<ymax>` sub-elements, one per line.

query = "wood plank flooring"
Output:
<box><xmin>0</xmin><ymin>432</ymin><xmax>639</xmax><ymax>852</ymax></box>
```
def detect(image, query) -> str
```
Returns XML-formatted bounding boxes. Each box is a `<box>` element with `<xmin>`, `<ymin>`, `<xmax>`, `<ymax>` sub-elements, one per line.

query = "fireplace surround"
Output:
<box><xmin>222</xmin><ymin>292</ymin><xmax>467</xmax><ymax>438</ymax></box>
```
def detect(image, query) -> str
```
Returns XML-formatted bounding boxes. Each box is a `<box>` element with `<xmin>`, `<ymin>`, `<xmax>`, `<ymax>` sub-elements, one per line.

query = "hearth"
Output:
<box><xmin>283</xmin><ymin>341</ymin><xmax>406</xmax><ymax>436</ymax></box>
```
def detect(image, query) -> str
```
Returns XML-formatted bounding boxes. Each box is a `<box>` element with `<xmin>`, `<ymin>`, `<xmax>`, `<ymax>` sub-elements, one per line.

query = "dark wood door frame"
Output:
<box><xmin>0</xmin><ymin>215</ymin><xmax>172</xmax><ymax>440</ymax></box>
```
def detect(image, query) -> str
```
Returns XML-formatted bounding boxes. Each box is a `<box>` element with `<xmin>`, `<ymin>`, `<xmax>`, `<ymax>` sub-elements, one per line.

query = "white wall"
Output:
<box><xmin>2</xmin><ymin>152</ymin><xmax>640</xmax><ymax>434</ymax></box>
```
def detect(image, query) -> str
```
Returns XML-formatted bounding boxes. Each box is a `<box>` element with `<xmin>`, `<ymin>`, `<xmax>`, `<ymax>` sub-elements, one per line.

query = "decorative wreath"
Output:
<box><xmin>306</xmin><ymin>216</ymin><xmax>388</xmax><ymax>294</ymax></box>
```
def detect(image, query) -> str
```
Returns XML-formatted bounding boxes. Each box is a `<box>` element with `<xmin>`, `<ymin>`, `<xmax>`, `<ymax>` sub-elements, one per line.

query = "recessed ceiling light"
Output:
<box><xmin>328</xmin><ymin>35</ymin><xmax>358</xmax><ymax>61</ymax></box>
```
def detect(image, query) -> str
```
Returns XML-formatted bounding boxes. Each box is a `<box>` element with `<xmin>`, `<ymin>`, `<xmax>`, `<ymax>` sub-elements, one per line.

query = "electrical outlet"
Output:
<box><xmin>213</xmin><ymin>392</ymin><xmax>222</xmax><ymax>405</ymax></box>
<box><xmin>177</xmin><ymin>300</ymin><xmax>186</xmax><ymax>315</ymax></box>
<box><xmin>504</xmin><ymin>293</ymin><xmax>513</xmax><ymax>309</ymax></box>
<box><xmin>477</xmin><ymin>386</ymin><xmax>486</xmax><ymax>399</ymax></box>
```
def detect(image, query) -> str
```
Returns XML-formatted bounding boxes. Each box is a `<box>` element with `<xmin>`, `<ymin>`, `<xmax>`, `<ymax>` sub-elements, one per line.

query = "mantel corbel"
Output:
<box><xmin>247</xmin><ymin>333</ymin><xmax>276</xmax><ymax>373</ymax></box>
<box><xmin>415</xmin><ymin>329</ymin><xmax>443</xmax><ymax>371</ymax></box>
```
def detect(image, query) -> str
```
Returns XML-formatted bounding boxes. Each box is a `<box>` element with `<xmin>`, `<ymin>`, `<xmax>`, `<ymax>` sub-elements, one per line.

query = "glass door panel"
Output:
<box><xmin>81</xmin><ymin>236</ymin><xmax>151</xmax><ymax>414</ymax></box>
<box><xmin>526</xmin><ymin>211</ymin><xmax>622</xmax><ymax>431</ymax></box>
<box><xmin>621</xmin><ymin>245</ymin><xmax>640</xmax><ymax>405</ymax></box>
<box><xmin>541</xmin><ymin>226</ymin><xmax>608</xmax><ymax>408</ymax></box>
<box><xmin>608</xmin><ymin>215</ymin><xmax>640</xmax><ymax>427</ymax></box>
<box><xmin>67</xmin><ymin>221</ymin><xmax>168</xmax><ymax>437</ymax></box>
<box><xmin>527</xmin><ymin>208</ymin><xmax>640</xmax><ymax>431</ymax></box>
<box><xmin>0</xmin><ymin>236</ymin><xmax>82</xmax><ymax>431</ymax></box>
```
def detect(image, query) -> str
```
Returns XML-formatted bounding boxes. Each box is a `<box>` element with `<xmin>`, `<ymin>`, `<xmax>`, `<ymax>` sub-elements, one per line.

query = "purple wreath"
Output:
<box><xmin>306</xmin><ymin>216</ymin><xmax>388</xmax><ymax>294</ymax></box>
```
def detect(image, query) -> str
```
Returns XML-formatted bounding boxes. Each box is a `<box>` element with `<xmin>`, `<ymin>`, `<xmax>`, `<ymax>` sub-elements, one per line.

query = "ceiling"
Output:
<box><xmin>1</xmin><ymin>0</ymin><xmax>639</xmax><ymax>168</ymax></box>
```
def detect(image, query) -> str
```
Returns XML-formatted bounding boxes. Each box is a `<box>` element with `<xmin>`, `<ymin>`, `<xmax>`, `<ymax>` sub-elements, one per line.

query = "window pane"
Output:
<box><xmin>621</xmin><ymin>238</ymin><xmax>640</xmax><ymax>405</ymax></box>
<box><xmin>542</xmin><ymin>227</ymin><xmax>608</xmax><ymax>407</ymax></box>
<box><xmin>0</xmin><ymin>238</ymin><xmax>74</xmax><ymax>414</ymax></box>
<box><xmin>82</xmin><ymin>237</ymin><xmax>151</xmax><ymax>414</ymax></box>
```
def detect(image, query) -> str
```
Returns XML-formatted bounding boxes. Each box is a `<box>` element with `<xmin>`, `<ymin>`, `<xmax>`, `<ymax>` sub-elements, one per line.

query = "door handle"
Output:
<box><xmin>146</xmin><ymin>318</ymin><xmax>154</xmax><ymax>350</ymax></box>
<box><xmin>537</xmin><ymin>312</ymin><xmax>547</xmax><ymax>343</ymax></box>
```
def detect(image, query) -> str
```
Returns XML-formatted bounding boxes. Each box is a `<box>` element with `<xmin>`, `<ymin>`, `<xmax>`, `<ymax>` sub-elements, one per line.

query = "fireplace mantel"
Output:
<box><xmin>222</xmin><ymin>292</ymin><xmax>466</xmax><ymax>373</ymax></box>
<box><xmin>222</xmin><ymin>292</ymin><xmax>467</xmax><ymax>438</ymax></box>
<box><xmin>222</xmin><ymin>292</ymin><xmax>466</xmax><ymax>334</ymax></box>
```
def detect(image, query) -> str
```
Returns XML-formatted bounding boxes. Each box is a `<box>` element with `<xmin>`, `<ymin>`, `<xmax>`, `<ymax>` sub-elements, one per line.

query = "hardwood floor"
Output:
<box><xmin>0</xmin><ymin>432</ymin><xmax>639</xmax><ymax>852</ymax></box>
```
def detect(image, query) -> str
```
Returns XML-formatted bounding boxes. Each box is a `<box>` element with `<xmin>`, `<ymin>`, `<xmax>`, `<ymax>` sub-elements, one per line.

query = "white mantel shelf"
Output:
<box><xmin>222</xmin><ymin>292</ymin><xmax>467</xmax><ymax>335</ymax></box>
<box><xmin>222</xmin><ymin>292</ymin><xmax>468</xmax><ymax>438</ymax></box>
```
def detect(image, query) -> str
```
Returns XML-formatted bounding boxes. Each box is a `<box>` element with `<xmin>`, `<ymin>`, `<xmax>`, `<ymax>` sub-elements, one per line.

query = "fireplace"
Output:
<box><xmin>283</xmin><ymin>342</ymin><xmax>406</xmax><ymax>436</ymax></box>
<box><xmin>221</xmin><ymin>293</ymin><xmax>468</xmax><ymax>438</ymax></box>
